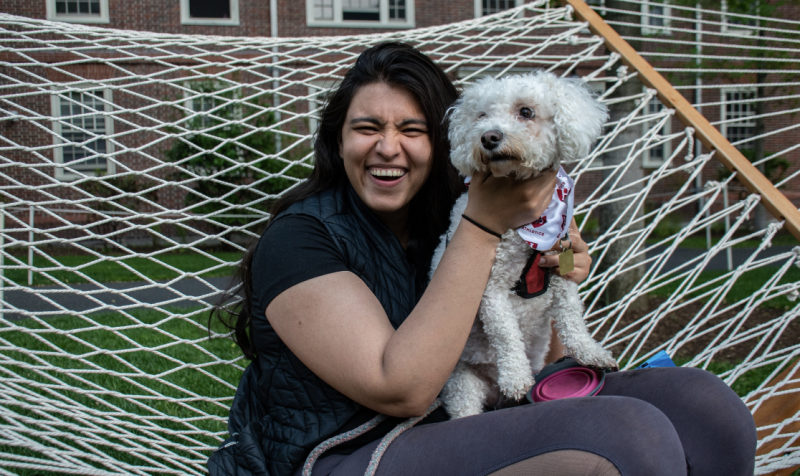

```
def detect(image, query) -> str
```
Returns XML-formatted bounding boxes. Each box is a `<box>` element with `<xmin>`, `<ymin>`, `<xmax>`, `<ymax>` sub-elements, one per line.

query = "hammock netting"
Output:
<box><xmin>0</xmin><ymin>2</ymin><xmax>799</xmax><ymax>474</ymax></box>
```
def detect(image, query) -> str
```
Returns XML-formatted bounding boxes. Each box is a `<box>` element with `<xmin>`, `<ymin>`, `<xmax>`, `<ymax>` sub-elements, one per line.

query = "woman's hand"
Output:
<box><xmin>538</xmin><ymin>218</ymin><xmax>591</xmax><ymax>284</ymax></box>
<box><xmin>463</xmin><ymin>169</ymin><xmax>558</xmax><ymax>236</ymax></box>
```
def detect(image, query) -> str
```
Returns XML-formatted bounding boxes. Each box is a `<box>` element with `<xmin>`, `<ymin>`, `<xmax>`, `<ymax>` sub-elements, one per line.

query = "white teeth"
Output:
<box><xmin>369</xmin><ymin>169</ymin><xmax>406</xmax><ymax>178</ymax></box>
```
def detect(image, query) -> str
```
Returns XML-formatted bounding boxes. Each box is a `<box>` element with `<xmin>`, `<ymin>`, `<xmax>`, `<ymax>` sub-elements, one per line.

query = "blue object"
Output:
<box><xmin>635</xmin><ymin>350</ymin><xmax>677</xmax><ymax>369</ymax></box>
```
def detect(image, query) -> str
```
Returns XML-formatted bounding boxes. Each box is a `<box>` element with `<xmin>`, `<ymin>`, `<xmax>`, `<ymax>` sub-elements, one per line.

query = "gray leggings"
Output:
<box><xmin>299</xmin><ymin>367</ymin><xmax>757</xmax><ymax>476</ymax></box>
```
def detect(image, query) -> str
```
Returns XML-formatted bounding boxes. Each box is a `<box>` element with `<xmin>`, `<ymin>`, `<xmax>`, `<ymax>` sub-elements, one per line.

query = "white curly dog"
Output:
<box><xmin>430</xmin><ymin>72</ymin><xmax>617</xmax><ymax>419</ymax></box>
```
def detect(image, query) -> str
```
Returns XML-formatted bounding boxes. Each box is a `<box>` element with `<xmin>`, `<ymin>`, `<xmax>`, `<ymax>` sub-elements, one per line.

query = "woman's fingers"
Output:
<box><xmin>539</xmin><ymin>218</ymin><xmax>591</xmax><ymax>284</ymax></box>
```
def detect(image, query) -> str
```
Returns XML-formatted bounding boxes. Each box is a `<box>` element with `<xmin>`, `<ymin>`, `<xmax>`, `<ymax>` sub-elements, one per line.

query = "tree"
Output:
<box><xmin>597</xmin><ymin>0</ymin><xmax>649</xmax><ymax>308</ymax></box>
<box><xmin>164</xmin><ymin>80</ymin><xmax>311</xmax><ymax>233</ymax></box>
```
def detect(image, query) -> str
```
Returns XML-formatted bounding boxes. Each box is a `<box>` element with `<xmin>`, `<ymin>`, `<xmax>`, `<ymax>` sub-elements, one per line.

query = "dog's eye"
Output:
<box><xmin>519</xmin><ymin>107</ymin><xmax>534</xmax><ymax>119</ymax></box>
<box><xmin>478</xmin><ymin>113</ymin><xmax>487</xmax><ymax>119</ymax></box>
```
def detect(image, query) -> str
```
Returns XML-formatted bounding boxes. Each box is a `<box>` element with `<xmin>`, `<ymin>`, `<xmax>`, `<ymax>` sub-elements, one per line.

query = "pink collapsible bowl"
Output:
<box><xmin>527</xmin><ymin>357</ymin><xmax>607</xmax><ymax>403</ymax></box>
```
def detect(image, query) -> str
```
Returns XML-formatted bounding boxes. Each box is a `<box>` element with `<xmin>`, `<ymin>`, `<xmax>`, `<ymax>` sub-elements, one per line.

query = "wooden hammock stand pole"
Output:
<box><xmin>561</xmin><ymin>0</ymin><xmax>800</xmax><ymax>473</ymax></box>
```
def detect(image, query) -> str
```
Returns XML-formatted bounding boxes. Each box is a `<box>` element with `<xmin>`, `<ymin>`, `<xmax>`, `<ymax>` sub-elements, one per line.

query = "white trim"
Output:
<box><xmin>180</xmin><ymin>0</ymin><xmax>240</xmax><ymax>26</ymax></box>
<box><xmin>641</xmin><ymin>1</ymin><xmax>671</xmax><ymax>36</ymax></box>
<box><xmin>641</xmin><ymin>93</ymin><xmax>672</xmax><ymax>169</ymax></box>
<box><xmin>306</xmin><ymin>0</ymin><xmax>414</xmax><ymax>28</ymax></box>
<box><xmin>474</xmin><ymin>0</ymin><xmax>522</xmax><ymax>18</ymax></box>
<box><xmin>720</xmin><ymin>86</ymin><xmax>757</xmax><ymax>149</ymax></box>
<box><xmin>46</xmin><ymin>0</ymin><xmax>109</xmax><ymax>23</ymax></box>
<box><xmin>50</xmin><ymin>86</ymin><xmax>116</xmax><ymax>181</ymax></box>
<box><xmin>721</xmin><ymin>0</ymin><xmax>758</xmax><ymax>37</ymax></box>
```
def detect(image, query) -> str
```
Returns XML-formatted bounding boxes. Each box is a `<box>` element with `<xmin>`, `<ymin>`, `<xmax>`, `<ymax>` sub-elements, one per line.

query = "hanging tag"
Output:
<box><xmin>558</xmin><ymin>249</ymin><xmax>574</xmax><ymax>276</ymax></box>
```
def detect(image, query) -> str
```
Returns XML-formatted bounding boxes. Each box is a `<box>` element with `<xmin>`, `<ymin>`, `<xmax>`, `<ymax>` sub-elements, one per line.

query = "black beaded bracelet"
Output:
<box><xmin>461</xmin><ymin>214</ymin><xmax>503</xmax><ymax>239</ymax></box>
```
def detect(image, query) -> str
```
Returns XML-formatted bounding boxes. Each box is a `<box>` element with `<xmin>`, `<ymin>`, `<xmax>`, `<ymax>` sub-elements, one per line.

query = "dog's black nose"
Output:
<box><xmin>481</xmin><ymin>130</ymin><xmax>503</xmax><ymax>150</ymax></box>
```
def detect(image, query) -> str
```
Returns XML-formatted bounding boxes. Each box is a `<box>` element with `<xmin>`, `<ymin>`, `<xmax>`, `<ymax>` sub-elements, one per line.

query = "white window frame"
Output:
<box><xmin>721</xmin><ymin>0</ymin><xmax>758</xmax><ymax>37</ymax></box>
<box><xmin>641</xmin><ymin>93</ymin><xmax>672</xmax><ymax>168</ymax></box>
<box><xmin>46</xmin><ymin>0</ymin><xmax>109</xmax><ymax>23</ymax></box>
<box><xmin>51</xmin><ymin>86</ymin><xmax>116</xmax><ymax>181</ymax></box>
<box><xmin>180</xmin><ymin>0</ymin><xmax>240</xmax><ymax>26</ymax></box>
<box><xmin>720</xmin><ymin>87</ymin><xmax>757</xmax><ymax>150</ymax></box>
<box><xmin>306</xmin><ymin>0</ymin><xmax>415</xmax><ymax>28</ymax></box>
<box><xmin>641</xmin><ymin>0</ymin><xmax>671</xmax><ymax>36</ymax></box>
<box><xmin>474</xmin><ymin>0</ymin><xmax>522</xmax><ymax>18</ymax></box>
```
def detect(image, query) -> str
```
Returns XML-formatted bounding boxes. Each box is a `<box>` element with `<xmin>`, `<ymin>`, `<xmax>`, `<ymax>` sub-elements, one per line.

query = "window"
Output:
<box><xmin>641</xmin><ymin>1</ymin><xmax>671</xmax><ymax>35</ymax></box>
<box><xmin>184</xmin><ymin>82</ymin><xmax>241</xmax><ymax>129</ymax></box>
<box><xmin>721</xmin><ymin>88</ymin><xmax>756</xmax><ymax>150</ymax></box>
<box><xmin>475</xmin><ymin>0</ymin><xmax>521</xmax><ymax>17</ymax></box>
<box><xmin>307</xmin><ymin>0</ymin><xmax>414</xmax><ymax>28</ymax></box>
<box><xmin>51</xmin><ymin>88</ymin><xmax>115</xmax><ymax>180</ymax></box>
<box><xmin>642</xmin><ymin>95</ymin><xmax>672</xmax><ymax>168</ymax></box>
<box><xmin>46</xmin><ymin>0</ymin><xmax>109</xmax><ymax>23</ymax></box>
<box><xmin>721</xmin><ymin>0</ymin><xmax>758</xmax><ymax>36</ymax></box>
<box><xmin>180</xmin><ymin>0</ymin><xmax>240</xmax><ymax>25</ymax></box>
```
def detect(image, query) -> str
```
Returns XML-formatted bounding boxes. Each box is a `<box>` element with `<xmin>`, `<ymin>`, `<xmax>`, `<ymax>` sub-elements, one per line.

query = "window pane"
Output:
<box><xmin>724</xmin><ymin>91</ymin><xmax>756</xmax><ymax>149</ymax></box>
<box><xmin>56</xmin><ymin>1</ymin><xmax>67</xmax><ymax>13</ymax></box>
<box><xmin>314</xmin><ymin>0</ymin><xmax>333</xmax><ymax>20</ymax></box>
<box><xmin>90</xmin><ymin>0</ymin><xmax>100</xmax><ymax>14</ymax></box>
<box><xmin>483</xmin><ymin>0</ymin><xmax>515</xmax><ymax>15</ymax></box>
<box><xmin>649</xmin><ymin>5</ymin><xmax>664</xmax><ymax>27</ymax></box>
<box><xmin>59</xmin><ymin>91</ymin><xmax>109</xmax><ymax>170</ymax></box>
<box><xmin>342</xmin><ymin>0</ymin><xmax>379</xmax><ymax>21</ymax></box>
<box><xmin>189</xmin><ymin>0</ymin><xmax>231</xmax><ymax>19</ymax></box>
<box><xmin>67</xmin><ymin>1</ymin><xmax>78</xmax><ymax>13</ymax></box>
<box><xmin>389</xmin><ymin>0</ymin><xmax>405</xmax><ymax>19</ymax></box>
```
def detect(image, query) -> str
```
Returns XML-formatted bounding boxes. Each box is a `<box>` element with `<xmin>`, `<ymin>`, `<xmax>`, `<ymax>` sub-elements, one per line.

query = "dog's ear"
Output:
<box><xmin>552</xmin><ymin>78</ymin><xmax>608</xmax><ymax>163</ymax></box>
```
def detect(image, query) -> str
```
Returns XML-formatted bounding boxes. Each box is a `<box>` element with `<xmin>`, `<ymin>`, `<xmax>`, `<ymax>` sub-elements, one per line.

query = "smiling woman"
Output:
<box><xmin>340</xmin><ymin>83</ymin><xmax>433</xmax><ymax>244</ymax></box>
<box><xmin>208</xmin><ymin>42</ymin><xmax>756</xmax><ymax>476</ymax></box>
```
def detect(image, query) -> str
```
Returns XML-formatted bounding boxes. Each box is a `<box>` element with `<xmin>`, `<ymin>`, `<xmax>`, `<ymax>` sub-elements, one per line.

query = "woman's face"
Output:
<box><xmin>339</xmin><ymin>82</ymin><xmax>433</xmax><ymax>223</ymax></box>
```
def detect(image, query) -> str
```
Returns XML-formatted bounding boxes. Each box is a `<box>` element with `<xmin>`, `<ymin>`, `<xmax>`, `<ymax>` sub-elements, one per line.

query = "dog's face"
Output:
<box><xmin>448</xmin><ymin>72</ymin><xmax>608</xmax><ymax>179</ymax></box>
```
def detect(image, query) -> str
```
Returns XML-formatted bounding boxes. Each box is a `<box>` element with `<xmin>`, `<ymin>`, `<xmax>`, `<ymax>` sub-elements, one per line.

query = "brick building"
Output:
<box><xmin>0</xmin><ymin>0</ymin><xmax>798</xmax><ymax>242</ymax></box>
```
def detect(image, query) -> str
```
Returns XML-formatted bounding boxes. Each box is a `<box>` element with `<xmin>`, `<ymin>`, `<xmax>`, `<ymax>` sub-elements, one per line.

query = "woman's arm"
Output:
<box><xmin>266</xmin><ymin>171</ymin><xmax>557</xmax><ymax>418</ymax></box>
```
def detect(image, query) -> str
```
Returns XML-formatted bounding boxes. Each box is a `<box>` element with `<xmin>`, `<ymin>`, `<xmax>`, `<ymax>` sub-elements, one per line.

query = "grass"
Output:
<box><xmin>3</xmin><ymin>250</ymin><xmax>240</xmax><ymax>286</ymax></box>
<box><xmin>646</xmin><ymin>265</ymin><xmax>800</xmax><ymax>310</ymax></box>
<box><xmin>1</xmin><ymin>303</ymin><xmax>797</xmax><ymax>474</ymax></box>
<box><xmin>0</xmin><ymin>306</ymin><xmax>244</xmax><ymax>475</ymax></box>
<box><xmin>646</xmin><ymin>233</ymin><xmax>799</xmax><ymax>249</ymax></box>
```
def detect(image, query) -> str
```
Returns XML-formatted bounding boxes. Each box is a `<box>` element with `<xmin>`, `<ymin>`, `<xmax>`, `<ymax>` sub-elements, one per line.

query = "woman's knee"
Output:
<box><xmin>587</xmin><ymin>397</ymin><xmax>686</xmax><ymax>476</ymax></box>
<box><xmin>604</xmin><ymin>367</ymin><xmax>757</xmax><ymax>475</ymax></box>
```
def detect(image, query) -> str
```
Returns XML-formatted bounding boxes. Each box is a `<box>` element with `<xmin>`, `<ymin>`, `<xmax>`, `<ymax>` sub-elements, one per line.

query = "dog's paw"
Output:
<box><xmin>573</xmin><ymin>347</ymin><xmax>618</xmax><ymax>371</ymax></box>
<box><xmin>498</xmin><ymin>372</ymin><xmax>534</xmax><ymax>400</ymax></box>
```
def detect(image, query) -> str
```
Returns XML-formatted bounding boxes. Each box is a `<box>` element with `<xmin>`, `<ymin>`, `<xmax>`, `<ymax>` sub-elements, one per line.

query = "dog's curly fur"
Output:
<box><xmin>430</xmin><ymin>72</ymin><xmax>616</xmax><ymax>419</ymax></box>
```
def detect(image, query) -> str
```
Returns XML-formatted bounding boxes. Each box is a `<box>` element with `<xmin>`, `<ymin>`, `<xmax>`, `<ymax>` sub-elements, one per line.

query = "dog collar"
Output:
<box><xmin>464</xmin><ymin>166</ymin><xmax>575</xmax><ymax>250</ymax></box>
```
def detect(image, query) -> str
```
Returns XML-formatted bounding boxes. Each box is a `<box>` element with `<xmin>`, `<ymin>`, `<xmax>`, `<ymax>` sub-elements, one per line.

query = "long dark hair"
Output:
<box><xmin>212</xmin><ymin>42</ymin><xmax>463</xmax><ymax>360</ymax></box>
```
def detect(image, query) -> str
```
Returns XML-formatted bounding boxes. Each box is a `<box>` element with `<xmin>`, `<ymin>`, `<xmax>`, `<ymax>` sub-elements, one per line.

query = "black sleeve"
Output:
<box><xmin>251</xmin><ymin>214</ymin><xmax>349</xmax><ymax>316</ymax></box>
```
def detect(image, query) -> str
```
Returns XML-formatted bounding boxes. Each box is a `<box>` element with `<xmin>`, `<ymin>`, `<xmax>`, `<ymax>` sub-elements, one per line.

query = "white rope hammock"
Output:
<box><xmin>0</xmin><ymin>2</ymin><xmax>798</xmax><ymax>474</ymax></box>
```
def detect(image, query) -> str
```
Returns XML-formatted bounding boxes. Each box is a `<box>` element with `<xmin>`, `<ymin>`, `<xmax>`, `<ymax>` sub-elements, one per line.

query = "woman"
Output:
<box><xmin>209</xmin><ymin>42</ymin><xmax>756</xmax><ymax>476</ymax></box>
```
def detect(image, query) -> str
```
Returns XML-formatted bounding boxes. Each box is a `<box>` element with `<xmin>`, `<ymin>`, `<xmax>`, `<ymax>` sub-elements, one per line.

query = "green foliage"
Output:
<box><xmin>164</xmin><ymin>80</ymin><xmax>311</xmax><ymax>229</ymax></box>
<box><xmin>717</xmin><ymin>149</ymin><xmax>790</xmax><ymax>186</ymax></box>
<box><xmin>648</xmin><ymin>265</ymin><xmax>800</xmax><ymax>310</ymax></box>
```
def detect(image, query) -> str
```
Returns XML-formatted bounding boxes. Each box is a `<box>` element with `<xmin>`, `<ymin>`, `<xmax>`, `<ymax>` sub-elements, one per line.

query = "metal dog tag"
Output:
<box><xmin>558</xmin><ymin>249</ymin><xmax>574</xmax><ymax>276</ymax></box>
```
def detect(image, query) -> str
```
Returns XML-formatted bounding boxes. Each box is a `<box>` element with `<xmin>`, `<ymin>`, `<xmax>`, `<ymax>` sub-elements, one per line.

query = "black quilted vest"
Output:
<box><xmin>208</xmin><ymin>183</ymin><xmax>418</xmax><ymax>476</ymax></box>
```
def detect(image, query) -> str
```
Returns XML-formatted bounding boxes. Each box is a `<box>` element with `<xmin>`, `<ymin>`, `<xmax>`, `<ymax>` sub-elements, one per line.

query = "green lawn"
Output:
<box><xmin>646</xmin><ymin>265</ymin><xmax>800</xmax><ymax>310</ymax></box>
<box><xmin>2</xmin><ymin>251</ymin><xmax>241</xmax><ymax>286</ymax></box>
<box><xmin>1</xmin><ymin>304</ymin><xmax>795</xmax><ymax>474</ymax></box>
<box><xmin>0</xmin><ymin>307</ymin><xmax>243</xmax><ymax>475</ymax></box>
<box><xmin>645</xmin><ymin>233</ymin><xmax>799</xmax><ymax>249</ymax></box>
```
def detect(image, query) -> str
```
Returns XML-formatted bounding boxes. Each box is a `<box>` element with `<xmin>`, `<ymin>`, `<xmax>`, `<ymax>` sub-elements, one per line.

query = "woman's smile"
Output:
<box><xmin>339</xmin><ymin>82</ymin><xmax>433</xmax><ymax>232</ymax></box>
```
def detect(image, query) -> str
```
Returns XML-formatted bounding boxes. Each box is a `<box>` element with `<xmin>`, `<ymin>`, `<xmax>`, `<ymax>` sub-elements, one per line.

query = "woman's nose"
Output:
<box><xmin>375</xmin><ymin>131</ymin><xmax>401</xmax><ymax>158</ymax></box>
